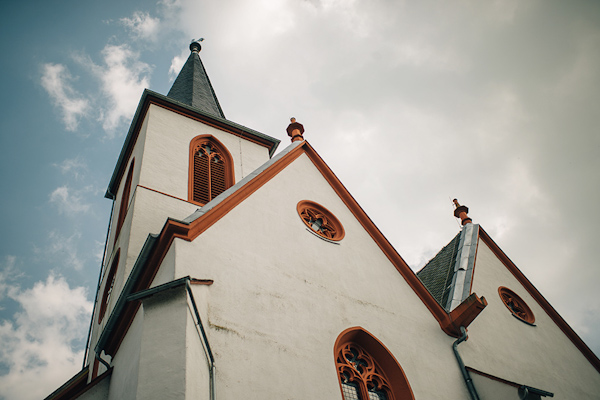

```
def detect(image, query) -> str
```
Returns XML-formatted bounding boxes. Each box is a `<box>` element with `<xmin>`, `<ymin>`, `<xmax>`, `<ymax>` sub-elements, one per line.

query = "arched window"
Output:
<box><xmin>98</xmin><ymin>250</ymin><xmax>120</xmax><ymax>323</ymax></box>
<box><xmin>334</xmin><ymin>327</ymin><xmax>414</xmax><ymax>400</ymax></box>
<box><xmin>188</xmin><ymin>135</ymin><xmax>234</xmax><ymax>205</ymax></box>
<box><xmin>114</xmin><ymin>159</ymin><xmax>135</xmax><ymax>244</ymax></box>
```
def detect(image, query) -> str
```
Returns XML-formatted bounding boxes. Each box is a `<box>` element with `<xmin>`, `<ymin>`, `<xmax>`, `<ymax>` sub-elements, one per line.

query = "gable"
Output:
<box><xmin>96</xmin><ymin>140</ymin><xmax>486</xmax><ymax>357</ymax></box>
<box><xmin>105</xmin><ymin>90</ymin><xmax>280</xmax><ymax>199</ymax></box>
<box><xmin>462</xmin><ymin>232</ymin><xmax>600</xmax><ymax>395</ymax></box>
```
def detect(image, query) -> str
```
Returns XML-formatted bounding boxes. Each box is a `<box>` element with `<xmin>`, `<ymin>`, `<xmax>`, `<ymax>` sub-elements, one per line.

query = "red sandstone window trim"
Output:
<box><xmin>114</xmin><ymin>159</ymin><xmax>135</xmax><ymax>245</ymax></box>
<box><xmin>297</xmin><ymin>200</ymin><xmax>345</xmax><ymax>241</ymax></box>
<box><xmin>98</xmin><ymin>250</ymin><xmax>120</xmax><ymax>324</ymax></box>
<box><xmin>188</xmin><ymin>135</ymin><xmax>234</xmax><ymax>206</ymax></box>
<box><xmin>498</xmin><ymin>286</ymin><xmax>535</xmax><ymax>325</ymax></box>
<box><xmin>334</xmin><ymin>327</ymin><xmax>414</xmax><ymax>400</ymax></box>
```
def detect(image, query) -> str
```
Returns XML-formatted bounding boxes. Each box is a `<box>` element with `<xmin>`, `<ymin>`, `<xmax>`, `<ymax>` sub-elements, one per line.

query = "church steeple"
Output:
<box><xmin>167</xmin><ymin>40</ymin><xmax>225</xmax><ymax>118</ymax></box>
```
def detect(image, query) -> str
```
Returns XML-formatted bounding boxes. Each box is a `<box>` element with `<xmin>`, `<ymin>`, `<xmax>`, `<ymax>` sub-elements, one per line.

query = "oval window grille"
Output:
<box><xmin>498</xmin><ymin>287</ymin><xmax>535</xmax><ymax>325</ymax></box>
<box><xmin>297</xmin><ymin>200</ymin><xmax>345</xmax><ymax>241</ymax></box>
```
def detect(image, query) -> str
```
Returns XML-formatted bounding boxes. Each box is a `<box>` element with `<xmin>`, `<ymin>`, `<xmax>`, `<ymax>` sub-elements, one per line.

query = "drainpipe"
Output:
<box><xmin>95</xmin><ymin>350</ymin><xmax>111</xmax><ymax>371</ymax></box>
<box><xmin>121</xmin><ymin>276</ymin><xmax>216</xmax><ymax>399</ymax></box>
<box><xmin>185</xmin><ymin>279</ymin><xmax>216</xmax><ymax>400</ymax></box>
<box><xmin>453</xmin><ymin>326</ymin><xmax>480</xmax><ymax>400</ymax></box>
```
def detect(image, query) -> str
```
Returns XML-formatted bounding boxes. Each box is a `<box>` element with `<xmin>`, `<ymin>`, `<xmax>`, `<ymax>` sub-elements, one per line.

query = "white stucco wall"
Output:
<box><xmin>139</xmin><ymin>104</ymin><xmax>271</xmax><ymax>200</ymax></box>
<box><xmin>107</xmin><ymin>310</ymin><xmax>143</xmax><ymax>400</ymax></box>
<box><xmin>136</xmin><ymin>287</ymin><xmax>188</xmax><ymax>400</ymax></box>
<box><xmin>76</xmin><ymin>375</ymin><xmax>111</xmax><ymax>400</ymax></box>
<box><xmin>169</xmin><ymin>153</ymin><xmax>471</xmax><ymax>399</ymax></box>
<box><xmin>185</xmin><ymin>284</ymin><xmax>211</xmax><ymax>399</ymax></box>
<box><xmin>89</xmin><ymin>104</ymin><xmax>273</xmax><ymax>371</ymax></box>
<box><xmin>463</xmin><ymin>238</ymin><xmax>600</xmax><ymax>398</ymax></box>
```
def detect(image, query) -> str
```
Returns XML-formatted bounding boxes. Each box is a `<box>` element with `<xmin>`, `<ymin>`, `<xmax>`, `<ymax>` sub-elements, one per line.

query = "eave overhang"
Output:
<box><xmin>105</xmin><ymin>89</ymin><xmax>280</xmax><ymax>199</ymax></box>
<box><xmin>43</xmin><ymin>366</ymin><xmax>112</xmax><ymax>400</ymax></box>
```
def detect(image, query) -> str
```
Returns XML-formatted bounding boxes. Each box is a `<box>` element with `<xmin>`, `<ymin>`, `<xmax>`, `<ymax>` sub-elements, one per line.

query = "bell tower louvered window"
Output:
<box><xmin>188</xmin><ymin>135</ymin><xmax>234</xmax><ymax>205</ymax></box>
<box><xmin>335</xmin><ymin>328</ymin><xmax>415</xmax><ymax>400</ymax></box>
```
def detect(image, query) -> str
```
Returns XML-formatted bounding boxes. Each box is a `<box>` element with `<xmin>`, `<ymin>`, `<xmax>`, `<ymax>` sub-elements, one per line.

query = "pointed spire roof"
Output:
<box><xmin>167</xmin><ymin>41</ymin><xmax>225</xmax><ymax>118</ymax></box>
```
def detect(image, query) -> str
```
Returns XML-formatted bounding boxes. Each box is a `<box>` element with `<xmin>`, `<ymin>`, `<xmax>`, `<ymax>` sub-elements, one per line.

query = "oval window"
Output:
<box><xmin>498</xmin><ymin>287</ymin><xmax>535</xmax><ymax>325</ymax></box>
<box><xmin>297</xmin><ymin>200</ymin><xmax>345</xmax><ymax>241</ymax></box>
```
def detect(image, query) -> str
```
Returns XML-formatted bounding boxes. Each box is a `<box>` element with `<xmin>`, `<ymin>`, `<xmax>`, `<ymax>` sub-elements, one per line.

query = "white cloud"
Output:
<box><xmin>40</xmin><ymin>64</ymin><xmax>90</xmax><ymax>131</ymax></box>
<box><xmin>168</xmin><ymin>53</ymin><xmax>186</xmax><ymax>81</ymax></box>
<box><xmin>49</xmin><ymin>185</ymin><xmax>93</xmax><ymax>215</ymax></box>
<box><xmin>46</xmin><ymin>231</ymin><xmax>85</xmax><ymax>271</ymax></box>
<box><xmin>0</xmin><ymin>274</ymin><xmax>92</xmax><ymax>400</ymax></box>
<box><xmin>93</xmin><ymin>44</ymin><xmax>152</xmax><ymax>134</ymax></box>
<box><xmin>54</xmin><ymin>157</ymin><xmax>87</xmax><ymax>180</ymax></box>
<box><xmin>0</xmin><ymin>256</ymin><xmax>22</xmax><ymax>307</ymax></box>
<box><xmin>120</xmin><ymin>11</ymin><xmax>161</xmax><ymax>41</ymax></box>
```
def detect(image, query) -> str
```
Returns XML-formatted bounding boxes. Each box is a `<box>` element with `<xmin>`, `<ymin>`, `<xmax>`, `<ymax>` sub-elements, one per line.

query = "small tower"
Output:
<box><xmin>83</xmin><ymin>41</ymin><xmax>280</xmax><ymax>382</ymax></box>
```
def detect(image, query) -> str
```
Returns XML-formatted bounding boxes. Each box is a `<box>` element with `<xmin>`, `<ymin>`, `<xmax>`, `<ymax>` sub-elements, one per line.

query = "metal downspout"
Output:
<box><xmin>95</xmin><ymin>350</ymin><xmax>111</xmax><ymax>371</ymax></box>
<box><xmin>82</xmin><ymin>202</ymin><xmax>115</xmax><ymax>369</ymax></box>
<box><xmin>185</xmin><ymin>279</ymin><xmax>216</xmax><ymax>400</ymax></box>
<box><xmin>453</xmin><ymin>326</ymin><xmax>480</xmax><ymax>400</ymax></box>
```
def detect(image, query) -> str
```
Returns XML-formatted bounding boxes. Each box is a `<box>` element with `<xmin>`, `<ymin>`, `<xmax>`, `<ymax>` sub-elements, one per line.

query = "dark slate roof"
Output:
<box><xmin>416</xmin><ymin>232</ymin><xmax>461</xmax><ymax>308</ymax></box>
<box><xmin>167</xmin><ymin>47</ymin><xmax>225</xmax><ymax>118</ymax></box>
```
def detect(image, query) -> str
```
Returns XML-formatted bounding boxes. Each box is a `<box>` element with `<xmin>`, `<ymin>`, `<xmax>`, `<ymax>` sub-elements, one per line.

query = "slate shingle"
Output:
<box><xmin>416</xmin><ymin>232</ymin><xmax>461</xmax><ymax>309</ymax></box>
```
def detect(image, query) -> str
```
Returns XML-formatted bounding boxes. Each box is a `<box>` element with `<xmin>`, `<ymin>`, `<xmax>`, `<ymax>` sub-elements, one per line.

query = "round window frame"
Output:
<box><xmin>297</xmin><ymin>200</ymin><xmax>345</xmax><ymax>241</ymax></box>
<box><xmin>498</xmin><ymin>286</ymin><xmax>535</xmax><ymax>325</ymax></box>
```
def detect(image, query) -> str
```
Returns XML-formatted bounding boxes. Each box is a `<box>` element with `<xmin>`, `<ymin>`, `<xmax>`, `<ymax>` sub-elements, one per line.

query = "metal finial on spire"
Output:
<box><xmin>190</xmin><ymin>38</ymin><xmax>204</xmax><ymax>53</ymax></box>
<box><xmin>453</xmin><ymin>198</ymin><xmax>472</xmax><ymax>226</ymax></box>
<box><xmin>286</xmin><ymin>117</ymin><xmax>305</xmax><ymax>143</ymax></box>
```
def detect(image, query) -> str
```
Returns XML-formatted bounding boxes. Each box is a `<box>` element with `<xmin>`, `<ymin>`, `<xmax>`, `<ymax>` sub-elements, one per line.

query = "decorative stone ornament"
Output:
<box><xmin>297</xmin><ymin>200</ymin><xmax>345</xmax><ymax>241</ymax></box>
<box><xmin>337</xmin><ymin>343</ymin><xmax>391</xmax><ymax>400</ymax></box>
<box><xmin>498</xmin><ymin>287</ymin><xmax>535</xmax><ymax>325</ymax></box>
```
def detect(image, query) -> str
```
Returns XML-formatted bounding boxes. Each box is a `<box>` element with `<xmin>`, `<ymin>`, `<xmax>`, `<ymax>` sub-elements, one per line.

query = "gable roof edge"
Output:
<box><xmin>478</xmin><ymin>227</ymin><xmax>600</xmax><ymax>373</ymax></box>
<box><xmin>99</xmin><ymin>140</ymin><xmax>484</xmax><ymax>354</ymax></box>
<box><xmin>105</xmin><ymin>90</ymin><xmax>280</xmax><ymax>199</ymax></box>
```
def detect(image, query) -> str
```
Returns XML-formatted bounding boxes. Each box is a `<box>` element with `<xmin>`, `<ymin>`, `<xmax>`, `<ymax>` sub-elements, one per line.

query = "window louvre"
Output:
<box><xmin>189</xmin><ymin>136</ymin><xmax>234</xmax><ymax>205</ymax></box>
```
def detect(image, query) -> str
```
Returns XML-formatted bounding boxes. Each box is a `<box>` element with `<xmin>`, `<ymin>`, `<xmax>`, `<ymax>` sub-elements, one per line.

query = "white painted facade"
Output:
<box><xmin>463</xmin><ymin>239</ymin><xmax>600</xmax><ymax>398</ymax></box>
<box><xmin>49</xmin><ymin>50</ymin><xmax>600</xmax><ymax>400</ymax></box>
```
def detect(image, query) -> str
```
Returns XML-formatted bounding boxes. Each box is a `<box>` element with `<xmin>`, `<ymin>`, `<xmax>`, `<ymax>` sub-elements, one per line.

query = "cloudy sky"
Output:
<box><xmin>1</xmin><ymin>0</ymin><xmax>599</xmax><ymax>398</ymax></box>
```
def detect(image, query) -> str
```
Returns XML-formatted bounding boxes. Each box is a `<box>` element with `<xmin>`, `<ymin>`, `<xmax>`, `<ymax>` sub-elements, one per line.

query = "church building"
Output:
<box><xmin>45</xmin><ymin>41</ymin><xmax>600</xmax><ymax>399</ymax></box>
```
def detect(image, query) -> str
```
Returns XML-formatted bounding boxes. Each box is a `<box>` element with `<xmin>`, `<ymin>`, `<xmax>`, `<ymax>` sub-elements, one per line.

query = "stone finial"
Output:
<box><xmin>286</xmin><ymin>117</ymin><xmax>305</xmax><ymax>142</ymax></box>
<box><xmin>453</xmin><ymin>199</ymin><xmax>472</xmax><ymax>226</ymax></box>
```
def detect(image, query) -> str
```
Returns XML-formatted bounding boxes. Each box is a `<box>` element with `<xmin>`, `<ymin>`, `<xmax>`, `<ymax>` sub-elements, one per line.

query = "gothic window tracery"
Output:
<box><xmin>335</xmin><ymin>328</ymin><xmax>414</xmax><ymax>400</ymax></box>
<box><xmin>337</xmin><ymin>344</ymin><xmax>390</xmax><ymax>400</ymax></box>
<box><xmin>189</xmin><ymin>136</ymin><xmax>234</xmax><ymax>205</ymax></box>
<box><xmin>297</xmin><ymin>200</ymin><xmax>345</xmax><ymax>241</ymax></box>
<box><xmin>498</xmin><ymin>287</ymin><xmax>535</xmax><ymax>325</ymax></box>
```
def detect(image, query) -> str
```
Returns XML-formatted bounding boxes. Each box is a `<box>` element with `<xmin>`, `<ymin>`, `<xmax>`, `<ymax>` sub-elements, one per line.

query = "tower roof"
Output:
<box><xmin>167</xmin><ymin>41</ymin><xmax>225</xmax><ymax>118</ymax></box>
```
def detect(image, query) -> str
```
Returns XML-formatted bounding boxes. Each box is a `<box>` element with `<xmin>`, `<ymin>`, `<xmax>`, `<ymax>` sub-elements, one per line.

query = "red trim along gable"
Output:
<box><xmin>478</xmin><ymin>227</ymin><xmax>600</xmax><ymax>373</ymax></box>
<box><xmin>102</xmin><ymin>140</ymin><xmax>483</xmax><ymax>355</ymax></box>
